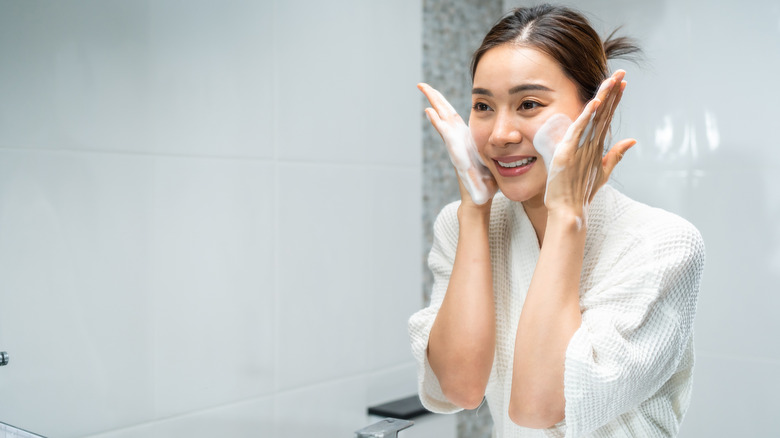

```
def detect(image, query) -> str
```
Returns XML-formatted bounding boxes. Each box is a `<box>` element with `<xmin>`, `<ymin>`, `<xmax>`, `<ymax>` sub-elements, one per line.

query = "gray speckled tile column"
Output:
<box><xmin>422</xmin><ymin>1</ymin><xmax>503</xmax><ymax>437</ymax></box>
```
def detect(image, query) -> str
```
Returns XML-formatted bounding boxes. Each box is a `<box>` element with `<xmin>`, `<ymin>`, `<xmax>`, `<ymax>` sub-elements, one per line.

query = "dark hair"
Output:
<box><xmin>470</xmin><ymin>4</ymin><xmax>641</xmax><ymax>103</ymax></box>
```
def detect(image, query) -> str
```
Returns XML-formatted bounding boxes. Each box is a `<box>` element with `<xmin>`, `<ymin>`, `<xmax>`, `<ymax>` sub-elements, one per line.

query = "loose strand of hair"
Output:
<box><xmin>603</xmin><ymin>27</ymin><xmax>643</xmax><ymax>62</ymax></box>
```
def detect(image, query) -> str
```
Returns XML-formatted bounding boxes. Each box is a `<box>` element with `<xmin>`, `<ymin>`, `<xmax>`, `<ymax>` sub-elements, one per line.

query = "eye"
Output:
<box><xmin>472</xmin><ymin>102</ymin><xmax>492</xmax><ymax>112</ymax></box>
<box><xmin>520</xmin><ymin>100</ymin><xmax>541</xmax><ymax>110</ymax></box>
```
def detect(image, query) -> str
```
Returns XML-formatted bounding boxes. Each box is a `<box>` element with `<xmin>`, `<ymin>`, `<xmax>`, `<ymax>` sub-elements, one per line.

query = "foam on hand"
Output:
<box><xmin>425</xmin><ymin>111</ymin><xmax>495</xmax><ymax>205</ymax></box>
<box><xmin>533</xmin><ymin>113</ymin><xmax>586</xmax><ymax>230</ymax></box>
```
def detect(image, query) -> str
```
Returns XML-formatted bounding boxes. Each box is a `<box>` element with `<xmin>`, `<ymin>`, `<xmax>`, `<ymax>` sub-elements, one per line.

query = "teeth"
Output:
<box><xmin>497</xmin><ymin>157</ymin><xmax>536</xmax><ymax>168</ymax></box>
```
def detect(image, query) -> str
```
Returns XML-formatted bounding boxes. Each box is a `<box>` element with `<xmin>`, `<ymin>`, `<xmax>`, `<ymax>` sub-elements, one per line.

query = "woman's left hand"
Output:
<box><xmin>537</xmin><ymin>70</ymin><xmax>637</xmax><ymax>222</ymax></box>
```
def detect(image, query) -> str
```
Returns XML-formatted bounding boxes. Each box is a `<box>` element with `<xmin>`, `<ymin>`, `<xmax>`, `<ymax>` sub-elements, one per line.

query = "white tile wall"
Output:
<box><xmin>82</xmin><ymin>397</ymin><xmax>274</xmax><ymax>438</ymax></box>
<box><xmin>0</xmin><ymin>1</ymin><xmax>424</xmax><ymax>438</ymax></box>
<box><xmin>148</xmin><ymin>158</ymin><xmax>276</xmax><ymax>416</ymax></box>
<box><xmin>0</xmin><ymin>150</ymin><xmax>158</xmax><ymax>437</ymax></box>
<box><xmin>275</xmin><ymin>164</ymin><xmax>373</xmax><ymax>390</ymax></box>
<box><xmin>679</xmin><ymin>354</ymin><xmax>780</xmax><ymax>436</ymax></box>
<box><xmin>147</xmin><ymin>0</ymin><xmax>275</xmax><ymax>158</ymax></box>
<box><xmin>274</xmin><ymin>376</ymin><xmax>367</xmax><ymax>438</ymax></box>
<box><xmin>368</xmin><ymin>169</ymin><xmax>424</xmax><ymax>371</ymax></box>
<box><xmin>0</xmin><ymin>0</ymin><xmax>275</xmax><ymax>158</ymax></box>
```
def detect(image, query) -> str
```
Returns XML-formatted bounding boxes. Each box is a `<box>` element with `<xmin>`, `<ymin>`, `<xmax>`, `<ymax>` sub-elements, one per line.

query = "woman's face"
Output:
<box><xmin>470</xmin><ymin>44</ymin><xmax>586</xmax><ymax>205</ymax></box>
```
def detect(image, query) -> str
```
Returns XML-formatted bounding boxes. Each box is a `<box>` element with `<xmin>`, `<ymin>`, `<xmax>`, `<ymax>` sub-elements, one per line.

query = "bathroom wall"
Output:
<box><xmin>499</xmin><ymin>0</ymin><xmax>779</xmax><ymax>436</ymax></box>
<box><xmin>0</xmin><ymin>1</ymin><xmax>422</xmax><ymax>437</ymax></box>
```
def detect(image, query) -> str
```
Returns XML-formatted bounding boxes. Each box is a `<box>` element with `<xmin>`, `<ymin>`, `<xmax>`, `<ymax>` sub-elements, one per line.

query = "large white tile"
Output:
<box><xmin>0</xmin><ymin>2</ymin><xmax>152</xmax><ymax>152</ymax></box>
<box><xmin>274</xmin><ymin>0</ymin><xmax>369</xmax><ymax>164</ymax></box>
<box><xmin>275</xmin><ymin>163</ymin><xmax>372</xmax><ymax>390</ymax></box>
<box><xmin>147</xmin><ymin>0</ymin><xmax>274</xmax><ymax>158</ymax></box>
<box><xmin>682</xmin><ymin>0</ymin><xmax>780</xmax><ymax>168</ymax></box>
<box><xmin>361</xmin><ymin>1</ymin><xmax>423</xmax><ymax>167</ymax></box>
<box><xmin>82</xmin><ymin>396</ymin><xmax>273</xmax><ymax>438</ymax></box>
<box><xmin>275</xmin><ymin>0</ymin><xmax>423</xmax><ymax>166</ymax></box>
<box><xmin>0</xmin><ymin>1</ymin><xmax>274</xmax><ymax>158</ymax></box>
<box><xmin>680</xmin><ymin>354</ymin><xmax>780</xmax><ymax>437</ymax></box>
<box><xmin>0</xmin><ymin>150</ymin><xmax>157</xmax><ymax>437</ymax></box>
<box><xmin>149</xmin><ymin>158</ymin><xmax>275</xmax><ymax>417</ymax></box>
<box><xmin>0</xmin><ymin>151</ymin><xmax>276</xmax><ymax>436</ymax></box>
<box><xmin>274</xmin><ymin>376</ymin><xmax>367</xmax><ymax>438</ymax></box>
<box><xmin>368</xmin><ymin>168</ymin><xmax>423</xmax><ymax>370</ymax></box>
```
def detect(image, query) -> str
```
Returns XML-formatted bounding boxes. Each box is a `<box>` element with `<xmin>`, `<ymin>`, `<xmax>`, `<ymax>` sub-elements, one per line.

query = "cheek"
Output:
<box><xmin>469</xmin><ymin>121</ymin><xmax>491</xmax><ymax>153</ymax></box>
<box><xmin>525</xmin><ymin>121</ymin><xmax>545</xmax><ymax>148</ymax></box>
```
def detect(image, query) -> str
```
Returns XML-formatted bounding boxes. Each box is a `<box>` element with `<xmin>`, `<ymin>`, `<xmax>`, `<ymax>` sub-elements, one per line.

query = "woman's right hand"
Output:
<box><xmin>418</xmin><ymin>83</ymin><xmax>498</xmax><ymax>208</ymax></box>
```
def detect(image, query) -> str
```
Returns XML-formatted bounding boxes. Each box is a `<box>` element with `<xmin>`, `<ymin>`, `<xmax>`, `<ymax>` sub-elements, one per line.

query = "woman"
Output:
<box><xmin>409</xmin><ymin>4</ymin><xmax>705</xmax><ymax>437</ymax></box>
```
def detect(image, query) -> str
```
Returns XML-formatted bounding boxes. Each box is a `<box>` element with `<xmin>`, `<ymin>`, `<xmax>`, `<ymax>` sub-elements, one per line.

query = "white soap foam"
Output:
<box><xmin>426</xmin><ymin>112</ymin><xmax>494</xmax><ymax>205</ymax></box>
<box><xmin>533</xmin><ymin>112</ymin><xmax>602</xmax><ymax>230</ymax></box>
<box><xmin>448</xmin><ymin>128</ymin><xmax>494</xmax><ymax>205</ymax></box>
<box><xmin>422</xmin><ymin>85</ymin><xmax>496</xmax><ymax>205</ymax></box>
<box><xmin>533</xmin><ymin>113</ymin><xmax>572</xmax><ymax>206</ymax></box>
<box><xmin>533</xmin><ymin>113</ymin><xmax>572</xmax><ymax>172</ymax></box>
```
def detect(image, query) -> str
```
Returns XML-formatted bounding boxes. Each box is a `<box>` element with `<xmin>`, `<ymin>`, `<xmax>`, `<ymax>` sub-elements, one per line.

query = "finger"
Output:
<box><xmin>601</xmin><ymin>138</ymin><xmax>637</xmax><ymax>178</ymax></box>
<box><xmin>599</xmin><ymin>79</ymin><xmax>626</xmax><ymax>128</ymax></box>
<box><xmin>592</xmin><ymin>77</ymin><xmax>625</xmax><ymax>141</ymax></box>
<box><xmin>592</xmin><ymin>78</ymin><xmax>628</xmax><ymax>155</ymax></box>
<box><xmin>582</xmin><ymin>76</ymin><xmax>617</xmax><ymax>145</ymax></box>
<box><xmin>593</xmin><ymin>74</ymin><xmax>619</xmax><ymax>104</ymax></box>
<box><xmin>598</xmin><ymin>80</ymin><xmax>627</xmax><ymax>149</ymax></box>
<box><xmin>424</xmin><ymin>107</ymin><xmax>450</xmax><ymax>140</ymax></box>
<box><xmin>563</xmin><ymin>97</ymin><xmax>601</xmax><ymax>149</ymax></box>
<box><xmin>418</xmin><ymin>83</ymin><xmax>458</xmax><ymax>118</ymax></box>
<box><xmin>593</xmin><ymin>71</ymin><xmax>624</xmax><ymax>122</ymax></box>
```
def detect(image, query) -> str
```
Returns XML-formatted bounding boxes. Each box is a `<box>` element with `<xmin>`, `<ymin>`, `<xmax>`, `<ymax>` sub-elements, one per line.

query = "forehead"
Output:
<box><xmin>473</xmin><ymin>45</ymin><xmax>569</xmax><ymax>90</ymax></box>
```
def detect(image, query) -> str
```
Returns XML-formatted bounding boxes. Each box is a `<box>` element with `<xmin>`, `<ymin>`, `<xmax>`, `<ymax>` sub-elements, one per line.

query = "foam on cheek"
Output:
<box><xmin>533</xmin><ymin>113</ymin><xmax>573</xmax><ymax>188</ymax></box>
<box><xmin>533</xmin><ymin>114</ymin><xmax>586</xmax><ymax>230</ymax></box>
<box><xmin>533</xmin><ymin>113</ymin><xmax>573</xmax><ymax>171</ymax></box>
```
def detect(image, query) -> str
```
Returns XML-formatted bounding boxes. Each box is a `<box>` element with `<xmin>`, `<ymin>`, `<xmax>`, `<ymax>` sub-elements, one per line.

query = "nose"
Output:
<box><xmin>489</xmin><ymin>111</ymin><xmax>522</xmax><ymax>147</ymax></box>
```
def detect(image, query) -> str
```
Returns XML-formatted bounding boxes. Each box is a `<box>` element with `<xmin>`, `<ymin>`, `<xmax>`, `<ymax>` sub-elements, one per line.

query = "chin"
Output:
<box><xmin>489</xmin><ymin>164</ymin><xmax>547</xmax><ymax>205</ymax></box>
<box><xmin>496</xmin><ymin>181</ymin><xmax>546</xmax><ymax>204</ymax></box>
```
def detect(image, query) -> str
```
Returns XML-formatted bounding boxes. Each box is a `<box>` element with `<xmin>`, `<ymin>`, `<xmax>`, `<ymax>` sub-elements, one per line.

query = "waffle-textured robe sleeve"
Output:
<box><xmin>408</xmin><ymin>201</ymin><xmax>463</xmax><ymax>414</ymax></box>
<box><xmin>562</xmin><ymin>216</ymin><xmax>705</xmax><ymax>437</ymax></box>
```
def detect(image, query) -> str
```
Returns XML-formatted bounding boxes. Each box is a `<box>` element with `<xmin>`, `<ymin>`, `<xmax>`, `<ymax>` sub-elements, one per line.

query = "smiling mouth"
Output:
<box><xmin>495</xmin><ymin>157</ymin><xmax>537</xmax><ymax>168</ymax></box>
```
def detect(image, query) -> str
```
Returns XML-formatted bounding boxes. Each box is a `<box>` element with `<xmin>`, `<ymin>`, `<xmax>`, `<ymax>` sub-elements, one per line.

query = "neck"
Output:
<box><xmin>522</xmin><ymin>194</ymin><xmax>548</xmax><ymax>246</ymax></box>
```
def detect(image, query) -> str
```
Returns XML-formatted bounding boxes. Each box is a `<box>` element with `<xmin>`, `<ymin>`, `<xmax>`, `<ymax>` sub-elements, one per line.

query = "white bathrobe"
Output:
<box><xmin>408</xmin><ymin>185</ymin><xmax>705</xmax><ymax>437</ymax></box>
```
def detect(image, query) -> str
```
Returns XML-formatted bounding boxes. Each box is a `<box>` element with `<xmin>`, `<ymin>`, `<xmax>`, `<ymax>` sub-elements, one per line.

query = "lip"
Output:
<box><xmin>492</xmin><ymin>155</ymin><xmax>537</xmax><ymax>177</ymax></box>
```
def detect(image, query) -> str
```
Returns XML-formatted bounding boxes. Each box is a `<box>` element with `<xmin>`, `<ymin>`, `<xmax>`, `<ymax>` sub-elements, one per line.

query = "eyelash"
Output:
<box><xmin>520</xmin><ymin>100</ymin><xmax>541</xmax><ymax>110</ymax></box>
<box><xmin>473</xmin><ymin>102</ymin><xmax>491</xmax><ymax>112</ymax></box>
<box><xmin>472</xmin><ymin>100</ymin><xmax>542</xmax><ymax>112</ymax></box>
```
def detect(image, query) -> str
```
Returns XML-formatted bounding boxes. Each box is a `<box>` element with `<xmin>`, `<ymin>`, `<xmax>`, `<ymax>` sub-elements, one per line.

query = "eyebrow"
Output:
<box><xmin>472</xmin><ymin>84</ymin><xmax>554</xmax><ymax>96</ymax></box>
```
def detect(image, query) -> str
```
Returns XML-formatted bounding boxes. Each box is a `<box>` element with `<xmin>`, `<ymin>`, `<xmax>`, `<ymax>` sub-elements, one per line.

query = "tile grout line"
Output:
<box><xmin>79</xmin><ymin>394</ymin><xmax>276</xmax><ymax>438</ymax></box>
<box><xmin>274</xmin><ymin>361</ymin><xmax>417</xmax><ymax>398</ymax></box>
<box><xmin>0</xmin><ymin>145</ymin><xmax>422</xmax><ymax>170</ymax></box>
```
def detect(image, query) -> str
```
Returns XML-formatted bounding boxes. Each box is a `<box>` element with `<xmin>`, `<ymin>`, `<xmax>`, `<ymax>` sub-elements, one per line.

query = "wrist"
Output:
<box><xmin>545</xmin><ymin>208</ymin><xmax>586</xmax><ymax>233</ymax></box>
<box><xmin>457</xmin><ymin>201</ymin><xmax>492</xmax><ymax>226</ymax></box>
